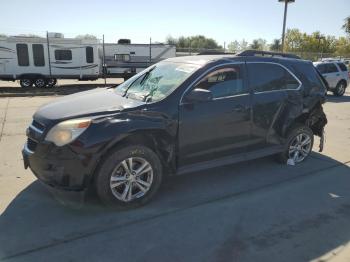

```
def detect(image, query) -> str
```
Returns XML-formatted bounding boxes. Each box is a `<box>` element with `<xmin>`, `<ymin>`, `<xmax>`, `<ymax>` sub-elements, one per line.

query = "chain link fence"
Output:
<box><xmin>176</xmin><ymin>48</ymin><xmax>350</xmax><ymax>63</ymax></box>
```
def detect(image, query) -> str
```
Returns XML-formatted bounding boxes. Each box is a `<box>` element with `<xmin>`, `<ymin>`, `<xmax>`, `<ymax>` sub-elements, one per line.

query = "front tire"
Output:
<box><xmin>278</xmin><ymin>125</ymin><xmax>314</xmax><ymax>164</ymax></box>
<box><xmin>95</xmin><ymin>145</ymin><xmax>163</xmax><ymax>209</ymax></box>
<box><xmin>333</xmin><ymin>81</ymin><xmax>346</xmax><ymax>96</ymax></box>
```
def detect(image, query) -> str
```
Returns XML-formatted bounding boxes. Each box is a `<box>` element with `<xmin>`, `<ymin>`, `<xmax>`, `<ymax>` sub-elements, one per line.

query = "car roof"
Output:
<box><xmin>163</xmin><ymin>55</ymin><xmax>237</xmax><ymax>66</ymax></box>
<box><xmin>164</xmin><ymin>54</ymin><xmax>309</xmax><ymax>66</ymax></box>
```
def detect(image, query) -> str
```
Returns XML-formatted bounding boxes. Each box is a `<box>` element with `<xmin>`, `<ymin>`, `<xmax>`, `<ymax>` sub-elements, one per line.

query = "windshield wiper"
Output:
<box><xmin>123</xmin><ymin>67</ymin><xmax>155</xmax><ymax>97</ymax></box>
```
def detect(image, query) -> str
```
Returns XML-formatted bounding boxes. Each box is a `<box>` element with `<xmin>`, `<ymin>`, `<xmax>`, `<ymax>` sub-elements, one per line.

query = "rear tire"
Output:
<box><xmin>19</xmin><ymin>79</ymin><xmax>33</xmax><ymax>88</ymax></box>
<box><xmin>333</xmin><ymin>81</ymin><xmax>346</xmax><ymax>96</ymax></box>
<box><xmin>95</xmin><ymin>145</ymin><xmax>163</xmax><ymax>209</ymax></box>
<box><xmin>277</xmin><ymin>125</ymin><xmax>314</xmax><ymax>164</ymax></box>
<box><xmin>34</xmin><ymin>78</ymin><xmax>47</xmax><ymax>88</ymax></box>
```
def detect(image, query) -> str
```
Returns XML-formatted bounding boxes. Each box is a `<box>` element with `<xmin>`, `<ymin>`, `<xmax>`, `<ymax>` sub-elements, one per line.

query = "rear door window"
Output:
<box><xmin>316</xmin><ymin>64</ymin><xmax>327</xmax><ymax>74</ymax></box>
<box><xmin>298</xmin><ymin>63</ymin><xmax>327</xmax><ymax>92</ymax></box>
<box><xmin>326</xmin><ymin>63</ymin><xmax>338</xmax><ymax>73</ymax></box>
<box><xmin>247</xmin><ymin>63</ymin><xmax>300</xmax><ymax>92</ymax></box>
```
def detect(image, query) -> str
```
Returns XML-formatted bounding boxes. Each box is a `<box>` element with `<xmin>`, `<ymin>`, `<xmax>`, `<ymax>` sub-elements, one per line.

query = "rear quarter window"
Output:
<box><xmin>337</xmin><ymin>63</ymin><xmax>348</xmax><ymax>72</ymax></box>
<box><xmin>297</xmin><ymin>63</ymin><xmax>326</xmax><ymax>93</ymax></box>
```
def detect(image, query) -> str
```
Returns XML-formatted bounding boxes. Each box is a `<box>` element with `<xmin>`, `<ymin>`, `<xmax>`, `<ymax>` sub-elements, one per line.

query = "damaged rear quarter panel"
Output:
<box><xmin>269</xmin><ymin>61</ymin><xmax>328</xmax><ymax>145</ymax></box>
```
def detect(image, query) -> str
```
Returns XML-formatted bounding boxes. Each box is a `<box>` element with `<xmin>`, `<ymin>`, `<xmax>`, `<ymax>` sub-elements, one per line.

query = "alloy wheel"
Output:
<box><xmin>109</xmin><ymin>157</ymin><xmax>153</xmax><ymax>202</ymax></box>
<box><xmin>338</xmin><ymin>83</ymin><xmax>346</xmax><ymax>96</ymax></box>
<box><xmin>288</xmin><ymin>133</ymin><xmax>312</xmax><ymax>163</ymax></box>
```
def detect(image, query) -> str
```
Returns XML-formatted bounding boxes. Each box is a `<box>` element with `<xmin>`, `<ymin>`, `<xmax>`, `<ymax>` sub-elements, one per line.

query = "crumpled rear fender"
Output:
<box><xmin>269</xmin><ymin>94</ymin><xmax>327</xmax><ymax>142</ymax></box>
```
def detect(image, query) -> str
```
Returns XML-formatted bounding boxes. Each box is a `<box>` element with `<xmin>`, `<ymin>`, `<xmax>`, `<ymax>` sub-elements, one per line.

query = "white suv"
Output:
<box><xmin>313</xmin><ymin>61</ymin><xmax>349</xmax><ymax>96</ymax></box>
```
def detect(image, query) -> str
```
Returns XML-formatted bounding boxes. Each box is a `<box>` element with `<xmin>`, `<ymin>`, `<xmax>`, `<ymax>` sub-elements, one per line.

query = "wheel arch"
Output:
<box><xmin>19</xmin><ymin>74</ymin><xmax>46</xmax><ymax>80</ymax></box>
<box><xmin>90</xmin><ymin>129</ymin><xmax>176</xmax><ymax>185</ymax></box>
<box><xmin>337</xmin><ymin>78</ymin><xmax>348</xmax><ymax>87</ymax></box>
<box><xmin>283</xmin><ymin>102</ymin><xmax>327</xmax><ymax>138</ymax></box>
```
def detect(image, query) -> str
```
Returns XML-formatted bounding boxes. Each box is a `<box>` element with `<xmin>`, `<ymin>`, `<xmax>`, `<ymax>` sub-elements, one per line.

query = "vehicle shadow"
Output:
<box><xmin>0</xmin><ymin>153</ymin><xmax>350</xmax><ymax>261</ymax></box>
<box><xmin>326</xmin><ymin>93</ymin><xmax>350</xmax><ymax>103</ymax></box>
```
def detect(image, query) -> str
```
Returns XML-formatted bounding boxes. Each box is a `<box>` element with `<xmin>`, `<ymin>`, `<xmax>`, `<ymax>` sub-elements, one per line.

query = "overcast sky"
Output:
<box><xmin>0</xmin><ymin>0</ymin><xmax>349</xmax><ymax>44</ymax></box>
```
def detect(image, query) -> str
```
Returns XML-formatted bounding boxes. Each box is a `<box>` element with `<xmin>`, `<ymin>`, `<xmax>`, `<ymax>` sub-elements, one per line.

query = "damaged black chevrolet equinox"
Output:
<box><xmin>23</xmin><ymin>51</ymin><xmax>328</xmax><ymax>208</ymax></box>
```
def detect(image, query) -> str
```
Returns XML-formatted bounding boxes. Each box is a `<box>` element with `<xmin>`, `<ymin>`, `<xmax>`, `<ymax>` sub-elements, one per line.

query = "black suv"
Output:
<box><xmin>23</xmin><ymin>51</ymin><xmax>328</xmax><ymax>208</ymax></box>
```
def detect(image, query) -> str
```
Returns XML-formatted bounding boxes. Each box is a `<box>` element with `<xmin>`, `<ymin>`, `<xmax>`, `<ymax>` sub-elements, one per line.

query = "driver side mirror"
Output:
<box><xmin>185</xmin><ymin>88</ymin><xmax>213</xmax><ymax>103</ymax></box>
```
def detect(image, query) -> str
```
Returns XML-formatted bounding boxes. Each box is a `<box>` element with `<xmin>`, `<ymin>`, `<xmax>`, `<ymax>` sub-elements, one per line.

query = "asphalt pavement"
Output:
<box><xmin>0</xmin><ymin>92</ymin><xmax>349</xmax><ymax>262</ymax></box>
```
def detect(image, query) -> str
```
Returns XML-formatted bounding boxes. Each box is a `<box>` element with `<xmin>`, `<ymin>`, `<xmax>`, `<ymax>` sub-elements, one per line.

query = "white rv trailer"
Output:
<box><xmin>0</xmin><ymin>34</ymin><xmax>176</xmax><ymax>87</ymax></box>
<box><xmin>0</xmin><ymin>34</ymin><xmax>100</xmax><ymax>87</ymax></box>
<box><xmin>103</xmin><ymin>42</ymin><xmax>176</xmax><ymax>79</ymax></box>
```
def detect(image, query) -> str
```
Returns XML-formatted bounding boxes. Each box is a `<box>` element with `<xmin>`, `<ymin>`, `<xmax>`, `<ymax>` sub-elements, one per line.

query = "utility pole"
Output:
<box><xmin>102</xmin><ymin>34</ymin><xmax>106</xmax><ymax>86</ymax></box>
<box><xmin>149</xmin><ymin>37</ymin><xmax>152</xmax><ymax>65</ymax></box>
<box><xmin>46</xmin><ymin>31</ymin><xmax>52</xmax><ymax>77</ymax></box>
<box><xmin>316</xmin><ymin>34</ymin><xmax>325</xmax><ymax>60</ymax></box>
<box><xmin>279</xmin><ymin>0</ymin><xmax>295</xmax><ymax>52</ymax></box>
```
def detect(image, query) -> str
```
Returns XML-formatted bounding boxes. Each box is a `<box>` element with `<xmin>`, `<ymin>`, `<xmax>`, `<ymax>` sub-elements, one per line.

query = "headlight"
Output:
<box><xmin>45</xmin><ymin>118</ymin><xmax>91</xmax><ymax>146</ymax></box>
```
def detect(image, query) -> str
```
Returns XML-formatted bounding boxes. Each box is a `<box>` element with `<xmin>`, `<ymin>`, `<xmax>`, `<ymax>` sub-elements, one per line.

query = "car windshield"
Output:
<box><xmin>115</xmin><ymin>62</ymin><xmax>200</xmax><ymax>102</ymax></box>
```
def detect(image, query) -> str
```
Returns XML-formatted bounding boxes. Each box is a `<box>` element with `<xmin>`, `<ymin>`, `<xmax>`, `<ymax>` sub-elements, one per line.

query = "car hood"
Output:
<box><xmin>34</xmin><ymin>88</ymin><xmax>145</xmax><ymax>121</ymax></box>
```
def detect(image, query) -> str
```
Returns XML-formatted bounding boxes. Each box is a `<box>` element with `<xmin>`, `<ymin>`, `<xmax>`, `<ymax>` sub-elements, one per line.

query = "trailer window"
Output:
<box><xmin>86</xmin><ymin>47</ymin><xmax>94</xmax><ymax>63</ymax></box>
<box><xmin>114</xmin><ymin>54</ymin><xmax>130</xmax><ymax>62</ymax></box>
<box><xmin>32</xmin><ymin>44</ymin><xmax>45</xmax><ymax>66</ymax></box>
<box><xmin>16</xmin><ymin>44</ymin><xmax>29</xmax><ymax>66</ymax></box>
<box><xmin>55</xmin><ymin>50</ymin><xmax>72</xmax><ymax>60</ymax></box>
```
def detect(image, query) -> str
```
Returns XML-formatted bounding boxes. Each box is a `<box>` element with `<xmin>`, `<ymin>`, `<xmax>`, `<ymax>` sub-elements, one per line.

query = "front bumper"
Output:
<box><xmin>22</xmin><ymin>140</ymin><xmax>94</xmax><ymax>204</ymax></box>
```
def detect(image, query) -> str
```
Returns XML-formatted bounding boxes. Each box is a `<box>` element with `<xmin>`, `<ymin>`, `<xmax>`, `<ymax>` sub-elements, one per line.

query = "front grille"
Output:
<box><xmin>27</xmin><ymin>138</ymin><xmax>38</xmax><ymax>152</ymax></box>
<box><xmin>31</xmin><ymin>120</ymin><xmax>45</xmax><ymax>132</ymax></box>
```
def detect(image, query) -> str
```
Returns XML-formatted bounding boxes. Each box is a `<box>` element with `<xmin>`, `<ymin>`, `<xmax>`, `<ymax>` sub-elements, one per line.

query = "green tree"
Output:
<box><xmin>285</xmin><ymin>29</ymin><xmax>337</xmax><ymax>54</ymax></box>
<box><xmin>335</xmin><ymin>37</ymin><xmax>350</xmax><ymax>56</ymax></box>
<box><xmin>227</xmin><ymin>40</ymin><xmax>240</xmax><ymax>52</ymax></box>
<box><xmin>342</xmin><ymin>16</ymin><xmax>350</xmax><ymax>36</ymax></box>
<box><xmin>166</xmin><ymin>35</ymin><xmax>222</xmax><ymax>50</ymax></box>
<box><xmin>285</xmin><ymin>29</ymin><xmax>304</xmax><ymax>51</ymax></box>
<box><xmin>249</xmin><ymin>38</ymin><xmax>267</xmax><ymax>50</ymax></box>
<box><xmin>250</xmin><ymin>40</ymin><xmax>260</xmax><ymax>50</ymax></box>
<box><xmin>75</xmin><ymin>34</ymin><xmax>97</xmax><ymax>40</ymax></box>
<box><xmin>239</xmin><ymin>39</ymin><xmax>248</xmax><ymax>50</ymax></box>
<box><xmin>270</xmin><ymin>39</ymin><xmax>281</xmax><ymax>51</ymax></box>
<box><xmin>165</xmin><ymin>35</ymin><xmax>177</xmax><ymax>45</ymax></box>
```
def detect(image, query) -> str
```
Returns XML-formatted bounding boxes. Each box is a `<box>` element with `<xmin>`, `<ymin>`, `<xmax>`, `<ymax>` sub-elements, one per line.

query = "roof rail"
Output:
<box><xmin>237</xmin><ymin>50</ymin><xmax>301</xmax><ymax>59</ymax></box>
<box><xmin>197</xmin><ymin>51</ymin><xmax>235</xmax><ymax>55</ymax></box>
